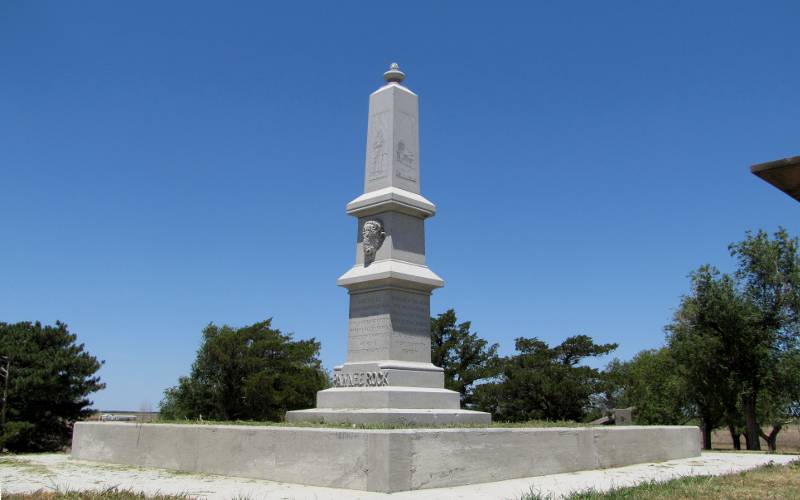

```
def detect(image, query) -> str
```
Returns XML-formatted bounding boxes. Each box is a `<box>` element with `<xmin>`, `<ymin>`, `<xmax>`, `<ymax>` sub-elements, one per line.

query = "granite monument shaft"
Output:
<box><xmin>287</xmin><ymin>64</ymin><xmax>490</xmax><ymax>424</ymax></box>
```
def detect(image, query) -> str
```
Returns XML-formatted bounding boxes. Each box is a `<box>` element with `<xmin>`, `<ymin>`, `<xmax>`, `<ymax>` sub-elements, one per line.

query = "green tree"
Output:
<box><xmin>476</xmin><ymin>335</ymin><xmax>617</xmax><ymax>422</ymax></box>
<box><xmin>603</xmin><ymin>348</ymin><xmax>689</xmax><ymax>425</ymax></box>
<box><xmin>0</xmin><ymin>321</ymin><xmax>104</xmax><ymax>452</ymax></box>
<box><xmin>666</xmin><ymin>229</ymin><xmax>800</xmax><ymax>451</ymax></box>
<box><xmin>756</xmin><ymin>349</ymin><xmax>800</xmax><ymax>451</ymax></box>
<box><xmin>160</xmin><ymin>319</ymin><xmax>328</xmax><ymax>421</ymax></box>
<box><xmin>430</xmin><ymin>310</ymin><xmax>500</xmax><ymax>405</ymax></box>
<box><xmin>666</xmin><ymin>266</ymin><xmax>746</xmax><ymax>449</ymax></box>
<box><xmin>728</xmin><ymin>228</ymin><xmax>800</xmax><ymax>450</ymax></box>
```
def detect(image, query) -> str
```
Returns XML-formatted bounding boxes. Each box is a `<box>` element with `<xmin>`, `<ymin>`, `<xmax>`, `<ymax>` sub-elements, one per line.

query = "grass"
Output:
<box><xmin>0</xmin><ymin>456</ymin><xmax>53</xmax><ymax>477</ymax></box>
<box><xmin>146</xmin><ymin>418</ymin><xmax>587</xmax><ymax>429</ymax></box>
<box><xmin>520</xmin><ymin>459</ymin><xmax>800</xmax><ymax>499</ymax></box>
<box><xmin>3</xmin><ymin>489</ymin><xmax>192</xmax><ymax>500</ymax></box>
<box><xmin>6</xmin><ymin>462</ymin><xmax>799</xmax><ymax>500</ymax></box>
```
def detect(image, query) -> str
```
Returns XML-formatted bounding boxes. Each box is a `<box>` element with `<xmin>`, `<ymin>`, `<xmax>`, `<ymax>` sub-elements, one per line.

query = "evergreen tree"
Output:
<box><xmin>476</xmin><ymin>335</ymin><xmax>616</xmax><ymax>422</ymax></box>
<box><xmin>430</xmin><ymin>310</ymin><xmax>500</xmax><ymax>405</ymax></box>
<box><xmin>0</xmin><ymin>321</ymin><xmax>104</xmax><ymax>452</ymax></box>
<box><xmin>160</xmin><ymin>319</ymin><xmax>328</xmax><ymax>421</ymax></box>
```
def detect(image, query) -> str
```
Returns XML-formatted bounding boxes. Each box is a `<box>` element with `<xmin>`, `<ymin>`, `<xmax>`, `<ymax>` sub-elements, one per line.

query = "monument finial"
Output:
<box><xmin>383</xmin><ymin>62</ymin><xmax>405</xmax><ymax>83</ymax></box>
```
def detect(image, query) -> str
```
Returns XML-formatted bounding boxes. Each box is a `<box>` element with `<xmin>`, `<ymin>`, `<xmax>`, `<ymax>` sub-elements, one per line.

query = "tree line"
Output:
<box><xmin>435</xmin><ymin>229</ymin><xmax>800</xmax><ymax>451</ymax></box>
<box><xmin>2</xmin><ymin>228</ymin><xmax>798</xmax><ymax>453</ymax></box>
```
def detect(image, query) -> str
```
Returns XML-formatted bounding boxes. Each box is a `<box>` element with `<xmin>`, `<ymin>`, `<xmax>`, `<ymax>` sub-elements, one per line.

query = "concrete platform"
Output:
<box><xmin>71</xmin><ymin>422</ymin><xmax>700</xmax><ymax>493</ymax></box>
<box><xmin>5</xmin><ymin>452</ymin><xmax>794</xmax><ymax>499</ymax></box>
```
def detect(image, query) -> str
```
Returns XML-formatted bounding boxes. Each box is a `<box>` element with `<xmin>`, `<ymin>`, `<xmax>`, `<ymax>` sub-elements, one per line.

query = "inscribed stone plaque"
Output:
<box><xmin>347</xmin><ymin>288</ymin><xmax>431</xmax><ymax>363</ymax></box>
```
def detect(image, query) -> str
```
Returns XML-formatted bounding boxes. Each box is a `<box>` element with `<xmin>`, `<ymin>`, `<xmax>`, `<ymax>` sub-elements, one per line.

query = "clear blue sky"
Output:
<box><xmin>2</xmin><ymin>2</ymin><xmax>798</xmax><ymax>410</ymax></box>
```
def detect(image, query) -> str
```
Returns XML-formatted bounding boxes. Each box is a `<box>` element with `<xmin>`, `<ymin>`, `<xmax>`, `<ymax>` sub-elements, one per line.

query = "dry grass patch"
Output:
<box><xmin>712</xmin><ymin>425</ymin><xmax>800</xmax><ymax>453</ymax></box>
<box><xmin>523</xmin><ymin>459</ymin><xmax>800</xmax><ymax>499</ymax></box>
<box><xmin>0</xmin><ymin>457</ymin><xmax>52</xmax><ymax>477</ymax></box>
<box><xmin>4</xmin><ymin>489</ymin><xmax>192</xmax><ymax>500</ymax></box>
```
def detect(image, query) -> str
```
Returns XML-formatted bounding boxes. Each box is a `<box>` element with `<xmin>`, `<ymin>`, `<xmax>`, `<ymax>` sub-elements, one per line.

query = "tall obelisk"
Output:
<box><xmin>287</xmin><ymin>64</ymin><xmax>490</xmax><ymax>424</ymax></box>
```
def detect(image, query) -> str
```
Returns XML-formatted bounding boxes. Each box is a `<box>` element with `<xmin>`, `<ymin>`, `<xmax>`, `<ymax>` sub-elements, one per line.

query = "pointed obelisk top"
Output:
<box><xmin>359</xmin><ymin>62</ymin><xmax>420</xmax><ymax>195</ymax></box>
<box><xmin>383</xmin><ymin>62</ymin><xmax>405</xmax><ymax>84</ymax></box>
<box><xmin>345</xmin><ymin>61</ymin><xmax>436</xmax><ymax>220</ymax></box>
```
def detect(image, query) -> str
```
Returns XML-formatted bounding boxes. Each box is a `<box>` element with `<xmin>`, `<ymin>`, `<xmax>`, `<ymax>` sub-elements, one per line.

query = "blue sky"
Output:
<box><xmin>2</xmin><ymin>1</ymin><xmax>798</xmax><ymax>410</ymax></box>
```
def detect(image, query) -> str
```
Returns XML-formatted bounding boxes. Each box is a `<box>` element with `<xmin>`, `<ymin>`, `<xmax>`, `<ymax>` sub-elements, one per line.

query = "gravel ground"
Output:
<box><xmin>1</xmin><ymin>452</ymin><xmax>796</xmax><ymax>499</ymax></box>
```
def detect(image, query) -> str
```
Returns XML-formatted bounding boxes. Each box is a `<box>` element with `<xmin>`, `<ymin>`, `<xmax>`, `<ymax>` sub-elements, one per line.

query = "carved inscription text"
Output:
<box><xmin>347</xmin><ymin>289</ymin><xmax>431</xmax><ymax>361</ymax></box>
<box><xmin>333</xmin><ymin>371</ymin><xmax>389</xmax><ymax>387</ymax></box>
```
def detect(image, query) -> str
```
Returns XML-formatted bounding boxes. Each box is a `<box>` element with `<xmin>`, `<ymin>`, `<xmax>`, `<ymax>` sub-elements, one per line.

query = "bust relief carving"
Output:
<box><xmin>362</xmin><ymin>219</ymin><xmax>386</xmax><ymax>263</ymax></box>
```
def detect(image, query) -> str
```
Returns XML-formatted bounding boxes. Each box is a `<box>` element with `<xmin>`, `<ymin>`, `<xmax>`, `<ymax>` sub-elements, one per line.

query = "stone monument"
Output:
<box><xmin>71</xmin><ymin>64</ymin><xmax>701</xmax><ymax>493</ymax></box>
<box><xmin>287</xmin><ymin>64</ymin><xmax>489</xmax><ymax>425</ymax></box>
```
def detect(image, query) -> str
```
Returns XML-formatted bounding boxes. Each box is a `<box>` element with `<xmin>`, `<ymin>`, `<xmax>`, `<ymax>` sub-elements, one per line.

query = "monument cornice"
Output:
<box><xmin>371</xmin><ymin>82</ymin><xmax>418</xmax><ymax>97</ymax></box>
<box><xmin>336</xmin><ymin>258</ymin><xmax>444</xmax><ymax>291</ymax></box>
<box><xmin>334</xmin><ymin>360</ymin><xmax>445</xmax><ymax>373</ymax></box>
<box><xmin>346</xmin><ymin>186</ymin><xmax>436</xmax><ymax>219</ymax></box>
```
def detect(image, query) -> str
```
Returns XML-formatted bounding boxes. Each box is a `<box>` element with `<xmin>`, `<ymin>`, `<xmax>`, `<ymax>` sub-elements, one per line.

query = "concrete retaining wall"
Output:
<box><xmin>72</xmin><ymin>422</ymin><xmax>700</xmax><ymax>492</ymax></box>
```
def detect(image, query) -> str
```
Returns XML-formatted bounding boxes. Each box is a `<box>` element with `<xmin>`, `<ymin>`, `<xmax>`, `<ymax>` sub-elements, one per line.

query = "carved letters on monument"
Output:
<box><xmin>348</xmin><ymin>316</ymin><xmax>391</xmax><ymax>354</ymax></box>
<box><xmin>347</xmin><ymin>289</ymin><xmax>430</xmax><ymax>360</ymax></box>
<box><xmin>348</xmin><ymin>292</ymin><xmax>388</xmax><ymax>354</ymax></box>
<box><xmin>332</xmin><ymin>372</ymin><xmax>389</xmax><ymax>387</ymax></box>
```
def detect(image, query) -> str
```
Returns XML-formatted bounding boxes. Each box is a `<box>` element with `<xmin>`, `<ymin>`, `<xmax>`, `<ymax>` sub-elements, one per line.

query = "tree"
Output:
<box><xmin>159</xmin><ymin>319</ymin><xmax>328</xmax><ymax>421</ymax></box>
<box><xmin>728</xmin><ymin>228</ymin><xmax>800</xmax><ymax>450</ymax></box>
<box><xmin>666</xmin><ymin>266</ymin><xmax>748</xmax><ymax>449</ymax></box>
<box><xmin>430</xmin><ymin>310</ymin><xmax>500</xmax><ymax>405</ymax></box>
<box><xmin>0</xmin><ymin>321</ymin><xmax>104</xmax><ymax>452</ymax></box>
<box><xmin>756</xmin><ymin>349</ymin><xmax>800</xmax><ymax>451</ymax></box>
<box><xmin>603</xmin><ymin>348</ymin><xmax>689</xmax><ymax>425</ymax></box>
<box><xmin>666</xmin><ymin>229</ymin><xmax>800</xmax><ymax>451</ymax></box>
<box><xmin>476</xmin><ymin>335</ymin><xmax>617</xmax><ymax>422</ymax></box>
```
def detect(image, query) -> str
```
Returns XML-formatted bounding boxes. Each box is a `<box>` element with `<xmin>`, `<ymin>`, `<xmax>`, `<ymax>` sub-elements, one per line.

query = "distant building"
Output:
<box><xmin>751</xmin><ymin>156</ymin><xmax>800</xmax><ymax>202</ymax></box>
